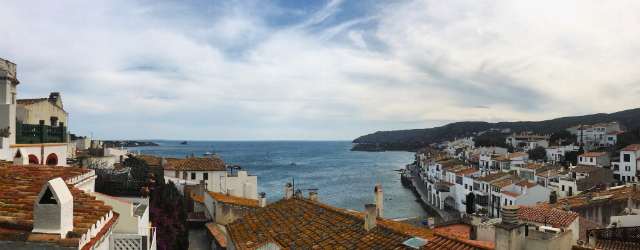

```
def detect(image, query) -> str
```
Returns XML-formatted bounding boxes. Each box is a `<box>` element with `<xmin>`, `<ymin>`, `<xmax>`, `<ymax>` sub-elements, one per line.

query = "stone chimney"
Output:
<box><xmin>586</xmin><ymin>192</ymin><xmax>592</xmax><ymax>203</ymax></box>
<box><xmin>562</xmin><ymin>199</ymin><xmax>570</xmax><ymax>211</ymax></box>
<box><xmin>33</xmin><ymin>178</ymin><xmax>73</xmax><ymax>238</ymax></box>
<box><xmin>374</xmin><ymin>185</ymin><xmax>383</xmax><ymax>218</ymax></box>
<box><xmin>494</xmin><ymin>205</ymin><xmax>526</xmax><ymax>250</ymax></box>
<box><xmin>12</xmin><ymin>148</ymin><xmax>27</xmax><ymax>165</ymax></box>
<box><xmin>161</xmin><ymin>156</ymin><xmax>167</xmax><ymax>168</ymax></box>
<box><xmin>364</xmin><ymin>204</ymin><xmax>377</xmax><ymax>231</ymax></box>
<box><xmin>309</xmin><ymin>189</ymin><xmax>318</xmax><ymax>201</ymax></box>
<box><xmin>285</xmin><ymin>182</ymin><xmax>293</xmax><ymax>199</ymax></box>
<box><xmin>549</xmin><ymin>190</ymin><xmax>557</xmax><ymax>205</ymax></box>
<box><xmin>227</xmin><ymin>188</ymin><xmax>235</xmax><ymax>197</ymax></box>
<box><xmin>259</xmin><ymin>192</ymin><xmax>266</xmax><ymax>207</ymax></box>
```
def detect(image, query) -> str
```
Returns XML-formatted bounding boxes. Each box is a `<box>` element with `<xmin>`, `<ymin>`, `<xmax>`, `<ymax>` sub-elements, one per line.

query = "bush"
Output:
<box><xmin>150</xmin><ymin>181</ymin><xmax>189</xmax><ymax>250</ymax></box>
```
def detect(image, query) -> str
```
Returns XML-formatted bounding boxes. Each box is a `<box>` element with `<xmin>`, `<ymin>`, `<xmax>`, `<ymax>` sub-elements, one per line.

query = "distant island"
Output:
<box><xmin>102</xmin><ymin>140</ymin><xmax>159</xmax><ymax>147</ymax></box>
<box><xmin>351</xmin><ymin>107</ymin><xmax>640</xmax><ymax>152</ymax></box>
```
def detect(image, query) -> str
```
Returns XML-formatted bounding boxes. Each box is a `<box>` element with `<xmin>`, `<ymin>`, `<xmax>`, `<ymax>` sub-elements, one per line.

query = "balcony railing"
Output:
<box><xmin>112</xmin><ymin>227</ymin><xmax>157</xmax><ymax>250</ymax></box>
<box><xmin>15</xmin><ymin>122</ymin><xmax>66</xmax><ymax>144</ymax></box>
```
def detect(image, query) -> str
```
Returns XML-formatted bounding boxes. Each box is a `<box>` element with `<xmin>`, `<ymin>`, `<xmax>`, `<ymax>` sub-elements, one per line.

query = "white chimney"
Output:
<box><xmin>259</xmin><ymin>192</ymin><xmax>266</xmax><ymax>207</ymax></box>
<box><xmin>227</xmin><ymin>188</ymin><xmax>235</xmax><ymax>197</ymax></box>
<box><xmin>285</xmin><ymin>182</ymin><xmax>293</xmax><ymax>199</ymax></box>
<box><xmin>12</xmin><ymin>148</ymin><xmax>27</xmax><ymax>165</ymax></box>
<box><xmin>33</xmin><ymin>178</ymin><xmax>74</xmax><ymax>238</ymax></box>
<box><xmin>374</xmin><ymin>185</ymin><xmax>383</xmax><ymax>218</ymax></box>
<box><xmin>364</xmin><ymin>204</ymin><xmax>377</xmax><ymax>231</ymax></box>
<box><xmin>309</xmin><ymin>189</ymin><xmax>318</xmax><ymax>201</ymax></box>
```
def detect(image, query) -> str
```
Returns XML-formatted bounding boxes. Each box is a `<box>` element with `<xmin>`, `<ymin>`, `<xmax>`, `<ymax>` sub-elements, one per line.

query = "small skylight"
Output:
<box><xmin>402</xmin><ymin>237</ymin><xmax>428</xmax><ymax>249</ymax></box>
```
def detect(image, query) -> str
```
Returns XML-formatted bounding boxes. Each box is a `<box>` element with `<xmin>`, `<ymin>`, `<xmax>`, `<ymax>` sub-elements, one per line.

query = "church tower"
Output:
<box><xmin>0</xmin><ymin>58</ymin><xmax>18</xmax><ymax>145</ymax></box>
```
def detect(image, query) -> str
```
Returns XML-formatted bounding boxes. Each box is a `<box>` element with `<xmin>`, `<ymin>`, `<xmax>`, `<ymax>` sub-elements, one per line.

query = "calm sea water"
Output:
<box><xmin>127</xmin><ymin>140</ymin><xmax>430</xmax><ymax>220</ymax></box>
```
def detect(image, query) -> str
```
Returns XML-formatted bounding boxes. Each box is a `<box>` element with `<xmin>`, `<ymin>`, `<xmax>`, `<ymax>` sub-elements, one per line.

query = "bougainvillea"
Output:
<box><xmin>150</xmin><ymin>181</ymin><xmax>189</xmax><ymax>250</ymax></box>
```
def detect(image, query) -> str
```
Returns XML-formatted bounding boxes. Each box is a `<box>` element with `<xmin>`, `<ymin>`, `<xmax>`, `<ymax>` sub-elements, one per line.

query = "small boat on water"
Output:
<box><xmin>290</xmin><ymin>162</ymin><xmax>297</xmax><ymax>166</ymax></box>
<box><xmin>203</xmin><ymin>152</ymin><xmax>214</xmax><ymax>156</ymax></box>
<box><xmin>180</xmin><ymin>141</ymin><xmax>187</xmax><ymax>145</ymax></box>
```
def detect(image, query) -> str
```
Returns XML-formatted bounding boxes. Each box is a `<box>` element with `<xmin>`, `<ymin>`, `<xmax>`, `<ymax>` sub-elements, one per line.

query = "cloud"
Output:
<box><xmin>1</xmin><ymin>0</ymin><xmax>640</xmax><ymax>140</ymax></box>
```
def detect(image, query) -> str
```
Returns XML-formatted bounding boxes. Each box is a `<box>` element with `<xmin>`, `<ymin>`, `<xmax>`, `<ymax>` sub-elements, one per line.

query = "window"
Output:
<box><xmin>510</xmin><ymin>200</ymin><xmax>513</xmax><ymax>205</ymax></box>
<box><xmin>465</xmin><ymin>184</ymin><xmax>468</xmax><ymax>189</ymax></box>
<box><xmin>624</xmin><ymin>154</ymin><xmax>631</xmax><ymax>162</ymax></box>
<box><xmin>504</xmin><ymin>200</ymin><xmax>507</xmax><ymax>205</ymax></box>
<box><xmin>191</xmin><ymin>173</ymin><xmax>196</xmax><ymax>180</ymax></box>
<box><xmin>203</xmin><ymin>173</ymin><xmax>208</xmax><ymax>180</ymax></box>
<box><xmin>590</xmin><ymin>158</ymin><xmax>593</xmax><ymax>163</ymax></box>
<box><xmin>626</xmin><ymin>166</ymin><xmax>631</xmax><ymax>171</ymax></box>
<box><xmin>562</xmin><ymin>185</ymin><xmax>565</xmax><ymax>191</ymax></box>
<box><xmin>579</xmin><ymin>157</ymin><xmax>583</xmax><ymax>162</ymax></box>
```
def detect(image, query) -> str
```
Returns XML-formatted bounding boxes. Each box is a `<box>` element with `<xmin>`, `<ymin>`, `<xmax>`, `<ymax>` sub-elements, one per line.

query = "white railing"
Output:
<box><xmin>112</xmin><ymin>227</ymin><xmax>156</xmax><ymax>250</ymax></box>
<box><xmin>138</xmin><ymin>227</ymin><xmax>157</xmax><ymax>250</ymax></box>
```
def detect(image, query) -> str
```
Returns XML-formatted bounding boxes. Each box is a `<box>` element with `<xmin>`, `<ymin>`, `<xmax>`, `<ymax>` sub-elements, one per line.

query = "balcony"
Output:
<box><xmin>112</xmin><ymin>227</ymin><xmax>157</xmax><ymax>250</ymax></box>
<box><xmin>15</xmin><ymin>122</ymin><xmax>67</xmax><ymax>144</ymax></box>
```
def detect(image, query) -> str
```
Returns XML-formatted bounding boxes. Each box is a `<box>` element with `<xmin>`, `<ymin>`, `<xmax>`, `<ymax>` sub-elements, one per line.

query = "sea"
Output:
<box><xmin>127</xmin><ymin>140</ymin><xmax>431</xmax><ymax>220</ymax></box>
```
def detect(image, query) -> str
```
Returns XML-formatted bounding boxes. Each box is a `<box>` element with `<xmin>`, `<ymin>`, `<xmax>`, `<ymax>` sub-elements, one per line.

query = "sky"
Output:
<box><xmin>1</xmin><ymin>0</ymin><xmax>640</xmax><ymax>141</ymax></box>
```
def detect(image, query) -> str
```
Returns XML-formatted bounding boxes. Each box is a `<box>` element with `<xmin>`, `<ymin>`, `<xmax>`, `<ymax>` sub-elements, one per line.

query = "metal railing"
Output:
<box><xmin>15</xmin><ymin>122</ymin><xmax>67</xmax><ymax>144</ymax></box>
<box><xmin>587</xmin><ymin>226</ymin><xmax>640</xmax><ymax>244</ymax></box>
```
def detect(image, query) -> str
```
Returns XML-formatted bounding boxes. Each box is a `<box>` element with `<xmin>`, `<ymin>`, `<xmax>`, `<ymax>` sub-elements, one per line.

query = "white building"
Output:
<box><xmin>577</xmin><ymin>152</ymin><xmax>610</xmax><ymax>167</ymax></box>
<box><xmin>164</xmin><ymin>157</ymin><xmax>258</xmax><ymax>199</ymax></box>
<box><xmin>614</xmin><ymin>144</ymin><xmax>640</xmax><ymax>182</ymax></box>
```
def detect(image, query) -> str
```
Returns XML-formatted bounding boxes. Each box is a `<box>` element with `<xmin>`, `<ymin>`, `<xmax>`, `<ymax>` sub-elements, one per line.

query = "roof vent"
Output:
<box><xmin>402</xmin><ymin>237</ymin><xmax>428</xmax><ymax>249</ymax></box>
<box><xmin>13</xmin><ymin>148</ymin><xmax>28</xmax><ymax>165</ymax></box>
<box><xmin>32</xmin><ymin>178</ymin><xmax>74</xmax><ymax>238</ymax></box>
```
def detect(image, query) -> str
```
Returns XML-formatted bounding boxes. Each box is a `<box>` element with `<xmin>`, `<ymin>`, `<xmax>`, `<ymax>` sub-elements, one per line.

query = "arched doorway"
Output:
<box><xmin>46</xmin><ymin>153</ymin><xmax>58</xmax><ymax>166</ymax></box>
<box><xmin>28</xmin><ymin>155</ymin><xmax>39</xmax><ymax>164</ymax></box>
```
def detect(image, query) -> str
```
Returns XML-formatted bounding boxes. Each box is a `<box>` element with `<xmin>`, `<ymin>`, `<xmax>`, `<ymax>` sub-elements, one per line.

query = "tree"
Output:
<box><xmin>150</xmin><ymin>181</ymin><xmax>189</xmax><ymax>250</ymax></box>
<box><xmin>506</xmin><ymin>145</ymin><xmax>515</xmax><ymax>153</ymax></box>
<box><xmin>527</xmin><ymin>146</ymin><xmax>547</xmax><ymax>161</ymax></box>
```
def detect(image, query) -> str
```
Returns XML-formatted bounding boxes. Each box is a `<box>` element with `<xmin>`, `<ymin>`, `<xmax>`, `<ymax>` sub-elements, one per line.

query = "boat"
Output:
<box><xmin>290</xmin><ymin>162</ymin><xmax>297</xmax><ymax>166</ymax></box>
<box><xmin>180</xmin><ymin>141</ymin><xmax>187</xmax><ymax>145</ymax></box>
<box><xmin>203</xmin><ymin>152</ymin><xmax>214</xmax><ymax>156</ymax></box>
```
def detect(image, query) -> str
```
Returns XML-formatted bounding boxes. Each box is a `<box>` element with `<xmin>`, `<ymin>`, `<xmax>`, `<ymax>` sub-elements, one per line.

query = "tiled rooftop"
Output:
<box><xmin>0</xmin><ymin>161</ymin><xmax>116</xmax><ymax>248</ymax></box>
<box><xmin>579</xmin><ymin>152</ymin><xmax>606</xmax><ymax>157</ymax></box>
<box><xmin>226</xmin><ymin>196</ymin><xmax>434</xmax><ymax>250</ymax></box>
<box><xmin>518</xmin><ymin>206</ymin><xmax>579</xmax><ymax>227</ymax></box>
<box><xmin>456</xmin><ymin>169</ymin><xmax>478</xmax><ymax>176</ymax></box>
<box><xmin>138</xmin><ymin>154</ymin><xmax>185</xmax><ymax>167</ymax></box>
<box><xmin>535</xmin><ymin>186</ymin><xmax>640</xmax><ymax>210</ymax></box>
<box><xmin>165</xmin><ymin>157</ymin><xmax>226</xmax><ymax>171</ymax></box>
<box><xmin>191</xmin><ymin>193</ymin><xmax>204</xmax><ymax>204</ymax></box>
<box><xmin>16</xmin><ymin>98</ymin><xmax>63</xmax><ymax>110</ymax></box>
<box><xmin>516</xmin><ymin>181</ymin><xmax>537</xmax><ymax>188</ymax></box>
<box><xmin>476</xmin><ymin>172</ymin><xmax>509</xmax><ymax>183</ymax></box>
<box><xmin>572</xmin><ymin>165</ymin><xmax>602</xmax><ymax>173</ymax></box>
<box><xmin>435</xmin><ymin>182</ymin><xmax>455</xmax><ymax>186</ymax></box>
<box><xmin>506</xmin><ymin>152</ymin><xmax>527</xmax><ymax>159</ymax></box>
<box><xmin>420</xmin><ymin>232</ymin><xmax>495</xmax><ymax>250</ymax></box>
<box><xmin>502</xmin><ymin>191</ymin><xmax>519</xmax><ymax>197</ymax></box>
<box><xmin>578</xmin><ymin>217</ymin><xmax>604</xmax><ymax>242</ymax></box>
<box><xmin>206</xmin><ymin>191</ymin><xmax>260</xmax><ymax>208</ymax></box>
<box><xmin>621</xmin><ymin>144</ymin><xmax>640</xmax><ymax>151</ymax></box>
<box><xmin>491</xmin><ymin>178</ymin><xmax>521</xmax><ymax>188</ymax></box>
<box><xmin>520</xmin><ymin>162</ymin><xmax>549</xmax><ymax>170</ymax></box>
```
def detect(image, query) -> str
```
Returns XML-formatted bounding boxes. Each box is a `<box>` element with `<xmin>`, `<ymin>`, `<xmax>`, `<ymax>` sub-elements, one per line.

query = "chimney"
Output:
<box><xmin>549</xmin><ymin>190</ymin><xmax>557</xmax><ymax>205</ymax></box>
<box><xmin>562</xmin><ymin>199</ymin><xmax>570</xmax><ymax>211</ymax></box>
<box><xmin>33</xmin><ymin>178</ymin><xmax>73</xmax><ymax>238</ymax></box>
<box><xmin>285</xmin><ymin>182</ymin><xmax>293</xmax><ymax>199</ymax></box>
<box><xmin>364</xmin><ymin>204</ymin><xmax>377</xmax><ymax>231</ymax></box>
<box><xmin>191</xmin><ymin>153</ymin><xmax>195</xmax><ymax>158</ymax></box>
<box><xmin>309</xmin><ymin>189</ymin><xmax>318</xmax><ymax>201</ymax></box>
<box><xmin>259</xmin><ymin>192</ymin><xmax>266</xmax><ymax>207</ymax></box>
<box><xmin>161</xmin><ymin>156</ymin><xmax>167</xmax><ymax>168</ymax></box>
<box><xmin>494</xmin><ymin>205</ymin><xmax>526</xmax><ymax>250</ymax></box>
<box><xmin>587</xmin><ymin>192</ymin><xmax>592</xmax><ymax>203</ymax></box>
<box><xmin>294</xmin><ymin>189</ymin><xmax>302</xmax><ymax>197</ymax></box>
<box><xmin>501</xmin><ymin>205</ymin><xmax>520</xmax><ymax>225</ymax></box>
<box><xmin>374</xmin><ymin>185</ymin><xmax>383</xmax><ymax>218</ymax></box>
<box><xmin>199</xmin><ymin>180</ymin><xmax>205</xmax><ymax>196</ymax></box>
<box><xmin>119</xmin><ymin>155</ymin><xmax>124</xmax><ymax>163</ymax></box>
<box><xmin>12</xmin><ymin>148</ymin><xmax>27</xmax><ymax>165</ymax></box>
<box><xmin>227</xmin><ymin>188</ymin><xmax>235</xmax><ymax>197</ymax></box>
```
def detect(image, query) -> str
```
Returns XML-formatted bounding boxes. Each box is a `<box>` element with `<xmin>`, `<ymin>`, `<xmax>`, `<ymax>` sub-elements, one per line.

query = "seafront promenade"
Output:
<box><xmin>402</xmin><ymin>166</ymin><xmax>459</xmax><ymax>220</ymax></box>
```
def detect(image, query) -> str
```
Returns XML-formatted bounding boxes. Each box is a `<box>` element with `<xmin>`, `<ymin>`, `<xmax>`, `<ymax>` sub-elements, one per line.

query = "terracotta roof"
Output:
<box><xmin>435</xmin><ymin>182</ymin><xmax>455</xmax><ymax>186</ymax></box>
<box><xmin>579</xmin><ymin>152</ymin><xmax>606</xmax><ymax>157</ymax></box>
<box><xmin>507</xmin><ymin>152</ymin><xmax>527</xmax><ymax>159</ymax></box>
<box><xmin>591</xmin><ymin>239</ymin><xmax>640</xmax><ymax>250</ymax></box>
<box><xmin>518</xmin><ymin>206</ymin><xmax>579</xmax><ymax>227</ymax></box>
<box><xmin>206</xmin><ymin>222</ymin><xmax>227</xmax><ymax>247</ymax></box>
<box><xmin>535</xmin><ymin>186</ymin><xmax>640</xmax><ymax>210</ymax></box>
<box><xmin>420</xmin><ymin>232</ymin><xmax>494</xmax><ymax>250</ymax></box>
<box><xmin>572</xmin><ymin>165</ymin><xmax>602</xmax><ymax>173</ymax></box>
<box><xmin>166</xmin><ymin>157</ymin><xmax>226</xmax><ymax>171</ymax></box>
<box><xmin>516</xmin><ymin>181</ymin><xmax>537</xmax><ymax>188</ymax></box>
<box><xmin>471</xmin><ymin>154</ymin><xmax>480</xmax><ymax>158</ymax></box>
<box><xmin>502</xmin><ymin>191</ymin><xmax>519</xmax><ymax>197</ymax></box>
<box><xmin>191</xmin><ymin>193</ymin><xmax>204</xmax><ymax>204</ymax></box>
<box><xmin>621</xmin><ymin>144</ymin><xmax>640</xmax><ymax>151</ymax></box>
<box><xmin>537</xmin><ymin>170</ymin><xmax>558</xmax><ymax>178</ymax></box>
<box><xmin>16</xmin><ymin>98</ymin><xmax>64</xmax><ymax>111</ymax></box>
<box><xmin>607</xmin><ymin>131</ymin><xmax>624</xmax><ymax>135</ymax></box>
<box><xmin>457</xmin><ymin>169</ymin><xmax>478</xmax><ymax>176</ymax></box>
<box><xmin>0</xmin><ymin>161</ymin><xmax>116</xmax><ymax>249</ymax></box>
<box><xmin>578</xmin><ymin>217</ymin><xmax>604</xmax><ymax>242</ymax></box>
<box><xmin>138</xmin><ymin>155</ymin><xmax>184</xmax><ymax>167</ymax></box>
<box><xmin>491</xmin><ymin>178</ymin><xmax>521</xmax><ymax>188</ymax></box>
<box><xmin>520</xmin><ymin>162</ymin><xmax>549</xmax><ymax>170</ymax></box>
<box><xmin>227</xmin><ymin>196</ymin><xmax>434</xmax><ymax>250</ymax></box>
<box><xmin>476</xmin><ymin>172</ymin><xmax>509</xmax><ymax>182</ymax></box>
<box><xmin>206</xmin><ymin>191</ymin><xmax>260</xmax><ymax>208</ymax></box>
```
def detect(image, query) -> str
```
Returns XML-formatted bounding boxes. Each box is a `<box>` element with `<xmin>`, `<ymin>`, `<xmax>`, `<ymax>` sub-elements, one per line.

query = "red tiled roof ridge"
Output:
<box><xmin>16</xmin><ymin>98</ymin><xmax>64</xmax><ymax>111</ymax></box>
<box><xmin>165</xmin><ymin>157</ymin><xmax>225</xmax><ymax>171</ymax></box>
<box><xmin>206</xmin><ymin>190</ymin><xmax>259</xmax><ymax>208</ymax></box>
<box><xmin>502</xmin><ymin>191</ymin><xmax>520</xmax><ymax>197</ymax></box>
<box><xmin>430</xmin><ymin>232</ymin><xmax>496</xmax><ymax>250</ymax></box>
<box><xmin>80</xmin><ymin>212</ymin><xmax>120</xmax><ymax>250</ymax></box>
<box><xmin>621</xmin><ymin>144</ymin><xmax>640</xmax><ymax>151</ymax></box>
<box><xmin>518</xmin><ymin>205</ymin><xmax>578</xmax><ymax>227</ymax></box>
<box><xmin>579</xmin><ymin>152</ymin><xmax>606</xmax><ymax>157</ymax></box>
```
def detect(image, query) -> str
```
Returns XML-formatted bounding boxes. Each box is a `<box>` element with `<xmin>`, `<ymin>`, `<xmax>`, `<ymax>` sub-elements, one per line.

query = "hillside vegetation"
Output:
<box><xmin>352</xmin><ymin>107</ymin><xmax>640</xmax><ymax>151</ymax></box>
